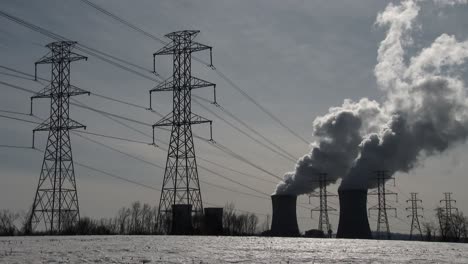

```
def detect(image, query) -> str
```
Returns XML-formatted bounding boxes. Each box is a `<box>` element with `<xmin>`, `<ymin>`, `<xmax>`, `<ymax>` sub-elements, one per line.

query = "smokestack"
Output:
<box><xmin>171</xmin><ymin>204</ymin><xmax>192</xmax><ymax>235</ymax></box>
<box><xmin>203</xmin><ymin>207</ymin><xmax>223</xmax><ymax>235</ymax></box>
<box><xmin>270</xmin><ymin>194</ymin><xmax>300</xmax><ymax>237</ymax></box>
<box><xmin>336</xmin><ymin>189</ymin><xmax>372</xmax><ymax>239</ymax></box>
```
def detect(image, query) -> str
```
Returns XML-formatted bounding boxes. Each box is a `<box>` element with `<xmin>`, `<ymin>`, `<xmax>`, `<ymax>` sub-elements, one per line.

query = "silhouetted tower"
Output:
<box><xmin>368</xmin><ymin>170</ymin><xmax>397</xmax><ymax>240</ymax></box>
<box><xmin>149</xmin><ymin>30</ymin><xmax>215</xmax><ymax>234</ymax></box>
<box><xmin>29</xmin><ymin>41</ymin><xmax>88</xmax><ymax>233</ymax></box>
<box><xmin>406</xmin><ymin>192</ymin><xmax>423</xmax><ymax>240</ymax></box>
<box><xmin>309</xmin><ymin>173</ymin><xmax>336</xmax><ymax>236</ymax></box>
<box><xmin>439</xmin><ymin>192</ymin><xmax>458</xmax><ymax>239</ymax></box>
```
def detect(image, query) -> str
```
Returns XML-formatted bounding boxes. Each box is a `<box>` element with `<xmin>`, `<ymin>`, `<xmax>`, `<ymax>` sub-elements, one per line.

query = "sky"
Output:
<box><xmin>0</xmin><ymin>0</ymin><xmax>468</xmax><ymax>234</ymax></box>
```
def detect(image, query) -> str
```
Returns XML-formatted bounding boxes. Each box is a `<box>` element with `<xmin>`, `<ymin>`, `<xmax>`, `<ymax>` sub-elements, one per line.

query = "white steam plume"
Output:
<box><xmin>275</xmin><ymin>0</ymin><xmax>468</xmax><ymax>194</ymax></box>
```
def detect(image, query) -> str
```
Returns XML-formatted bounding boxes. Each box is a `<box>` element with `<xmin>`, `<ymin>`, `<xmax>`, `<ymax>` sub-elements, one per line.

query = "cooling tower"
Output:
<box><xmin>270</xmin><ymin>194</ymin><xmax>300</xmax><ymax>237</ymax></box>
<box><xmin>336</xmin><ymin>189</ymin><xmax>372</xmax><ymax>239</ymax></box>
<box><xmin>203</xmin><ymin>207</ymin><xmax>224</xmax><ymax>235</ymax></box>
<box><xmin>171</xmin><ymin>204</ymin><xmax>193</xmax><ymax>235</ymax></box>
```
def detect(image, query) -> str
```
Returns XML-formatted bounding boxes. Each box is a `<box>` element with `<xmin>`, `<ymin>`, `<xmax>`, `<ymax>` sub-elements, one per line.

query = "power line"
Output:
<box><xmin>71</xmin><ymin>97</ymin><xmax>281</xmax><ymax>187</ymax></box>
<box><xmin>79</xmin><ymin>0</ymin><xmax>167</xmax><ymax>45</ymax></box>
<box><xmin>77</xmin><ymin>0</ymin><xmax>309</xmax><ymax>145</ymax></box>
<box><xmin>0</xmin><ymin>10</ymin><xmax>159</xmax><ymax>82</ymax></box>
<box><xmin>213</xmin><ymin>70</ymin><xmax>309</xmax><ymax>144</ymax></box>
<box><xmin>73</xmin><ymin>130</ymin><xmax>275</xmax><ymax>203</ymax></box>
<box><xmin>71</xmin><ymin>97</ymin><xmax>284</xmax><ymax>183</ymax></box>
<box><xmin>1</xmin><ymin>81</ymin><xmax>285</xmax><ymax>195</ymax></box>
<box><xmin>193</xmin><ymin>98</ymin><xmax>296</xmax><ymax>163</ymax></box>
<box><xmin>195</xmin><ymin>95</ymin><xmax>298</xmax><ymax>161</ymax></box>
<box><xmin>197</xmin><ymin>157</ymin><xmax>277</xmax><ymax>185</ymax></box>
<box><xmin>74</xmin><ymin>130</ymin><xmax>150</xmax><ymax>145</ymax></box>
<box><xmin>1</xmin><ymin>64</ymin><xmax>161</xmax><ymax>115</ymax></box>
<box><xmin>0</xmin><ymin>113</ymin><xmax>39</xmax><ymax>125</ymax></box>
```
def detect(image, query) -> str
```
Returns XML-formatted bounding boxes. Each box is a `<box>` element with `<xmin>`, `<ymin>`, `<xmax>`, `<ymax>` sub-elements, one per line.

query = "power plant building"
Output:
<box><xmin>203</xmin><ymin>207</ymin><xmax>223</xmax><ymax>235</ymax></box>
<box><xmin>171</xmin><ymin>204</ymin><xmax>193</xmax><ymax>235</ymax></box>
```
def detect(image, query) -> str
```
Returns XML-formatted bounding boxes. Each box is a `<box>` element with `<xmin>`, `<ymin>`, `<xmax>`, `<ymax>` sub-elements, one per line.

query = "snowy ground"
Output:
<box><xmin>1</xmin><ymin>235</ymin><xmax>467</xmax><ymax>263</ymax></box>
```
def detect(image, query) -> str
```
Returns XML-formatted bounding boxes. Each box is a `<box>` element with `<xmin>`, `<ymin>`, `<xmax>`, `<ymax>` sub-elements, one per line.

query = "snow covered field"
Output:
<box><xmin>1</xmin><ymin>235</ymin><xmax>468</xmax><ymax>263</ymax></box>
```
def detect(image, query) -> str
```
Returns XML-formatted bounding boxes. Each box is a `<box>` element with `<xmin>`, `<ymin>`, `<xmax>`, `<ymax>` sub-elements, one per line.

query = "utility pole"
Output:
<box><xmin>439</xmin><ymin>192</ymin><xmax>458</xmax><ymax>240</ymax></box>
<box><xmin>309</xmin><ymin>173</ymin><xmax>336</xmax><ymax>237</ymax></box>
<box><xmin>368</xmin><ymin>170</ymin><xmax>397</xmax><ymax>240</ymax></box>
<box><xmin>149</xmin><ymin>30</ymin><xmax>216</xmax><ymax>234</ymax></box>
<box><xmin>29</xmin><ymin>41</ymin><xmax>89</xmax><ymax>233</ymax></box>
<box><xmin>406</xmin><ymin>192</ymin><xmax>423</xmax><ymax>240</ymax></box>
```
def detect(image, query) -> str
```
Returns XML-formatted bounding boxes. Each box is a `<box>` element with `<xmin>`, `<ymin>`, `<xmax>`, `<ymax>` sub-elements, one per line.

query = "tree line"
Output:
<box><xmin>421</xmin><ymin>207</ymin><xmax>468</xmax><ymax>242</ymax></box>
<box><xmin>0</xmin><ymin>202</ymin><xmax>260</xmax><ymax>236</ymax></box>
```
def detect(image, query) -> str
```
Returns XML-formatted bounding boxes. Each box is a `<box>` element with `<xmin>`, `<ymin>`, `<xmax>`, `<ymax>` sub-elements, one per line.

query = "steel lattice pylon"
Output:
<box><xmin>438</xmin><ymin>192</ymin><xmax>458</xmax><ymax>240</ymax></box>
<box><xmin>368</xmin><ymin>170</ymin><xmax>397</xmax><ymax>240</ymax></box>
<box><xmin>406</xmin><ymin>192</ymin><xmax>423</xmax><ymax>240</ymax></box>
<box><xmin>28</xmin><ymin>41</ymin><xmax>88</xmax><ymax>233</ymax></box>
<box><xmin>309</xmin><ymin>173</ymin><xmax>336</xmax><ymax>237</ymax></box>
<box><xmin>149</xmin><ymin>30</ymin><xmax>216</xmax><ymax>234</ymax></box>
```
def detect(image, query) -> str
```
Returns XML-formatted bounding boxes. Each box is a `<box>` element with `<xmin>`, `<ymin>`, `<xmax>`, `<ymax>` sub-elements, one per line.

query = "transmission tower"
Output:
<box><xmin>368</xmin><ymin>170</ymin><xmax>397</xmax><ymax>240</ymax></box>
<box><xmin>149</xmin><ymin>30</ymin><xmax>216</xmax><ymax>234</ymax></box>
<box><xmin>439</xmin><ymin>192</ymin><xmax>458</xmax><ymax>240</ymax></box>
<box><xmin>406</xmin><ymin>192</ymin><xmax>423</xmax><ymax>240</ymax></box>
<box><xmin>28</xmin><ymin>41</ymin><xmax>89</xmax><ymax>233</ymax></box>
<box><xmin>309</xmin><ymin>173</ymin><xmax>336</xmax><ymax>237</ymax></box>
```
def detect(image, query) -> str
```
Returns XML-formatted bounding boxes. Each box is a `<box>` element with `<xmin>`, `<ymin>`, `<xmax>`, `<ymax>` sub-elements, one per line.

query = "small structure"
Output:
<box><xmin>203</xmin><ymin>207</ymin><xmax>223</xmax><ymax>235</ymax></box>
<box><xmin>304</xmin><ymin>229</ymin><xmax>325</xmax><ymax>238</ymax></box>
<box><xmin>171</xmin><ymin>204</ymin><xmax>192</xmax><ymax>235</ymax></box>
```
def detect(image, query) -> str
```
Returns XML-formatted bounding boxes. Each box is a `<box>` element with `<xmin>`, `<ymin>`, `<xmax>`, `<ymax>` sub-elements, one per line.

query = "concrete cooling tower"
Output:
<box><xmin>336</xmin><ymin>189</ymin><xmax>372</xmax><ymax>239</ymax></box>
<box><xmin>270</xmin><ymin>194</ymin><xmax>300</xmax><ymax>237</ymax></box>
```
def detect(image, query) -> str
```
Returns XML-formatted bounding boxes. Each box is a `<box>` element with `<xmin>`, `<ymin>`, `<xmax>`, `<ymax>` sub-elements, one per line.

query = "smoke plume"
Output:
<box><xmin>275</xmin><ymin>0</ymin><xmax>468</xmax><ymax>194</ymax></box>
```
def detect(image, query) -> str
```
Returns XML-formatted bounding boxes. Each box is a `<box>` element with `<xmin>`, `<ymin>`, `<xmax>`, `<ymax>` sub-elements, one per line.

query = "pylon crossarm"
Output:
<box><xmin>190</xmin><ymin>76</ymin><xmax>215</xmax><ymax>90</ymax></box>
<box><xmin>187</xmin><ymin>41</ymin><xmax>212</xmax><ymax>53</ymax></box>
<box><xmin>68</xmin><ymin>85</ymin><xmax>90</xmax><ymax>96</ymax></box>
<box><xmin>31</xmin><ymin>85</ymin><xmax>52</xmax><ymax>99</ymax></box>
<box><xmin>32</xmin><ymin>120</ymin><xmax>52</xmax><ymax>132</ymax></box>
<box><xmin>67</xmin><ymin>52</ymin><xmax>87</xmax><ymax>62</ymax></box>
<box><xmin>190</xmin><ymin>113</ymin><xmax>211</xmax><ymax>125</ymax></box>
<box><xmin>33</xmin><ymin>118</ymin><xmax>86</xmax><ymax>132</ymax></box>
<box><xmin>153</xmin><ymin>113</ymin><xmax>173</xmax><ymax>127</ymax></box>
<box><xmin>153</xmin><ymin>42</ymin><xmax>177</xmax><ymax>56</ymax></box>
<box><xmin>150</xmin><ymin>77</ymin><xmax>175</xmax><ymax>93</ymax></box>
<box><xmin>35</xmin><ymin>55</ymin><xmax>53</xmax><ymax>66</ymax></box>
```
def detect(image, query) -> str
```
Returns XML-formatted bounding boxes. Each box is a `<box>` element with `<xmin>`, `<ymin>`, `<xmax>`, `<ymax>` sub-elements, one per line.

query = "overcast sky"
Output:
<box><xmin>1</xmin><ymin>0</ymin><xmax>468</xmax><ymax>233</ymax></box>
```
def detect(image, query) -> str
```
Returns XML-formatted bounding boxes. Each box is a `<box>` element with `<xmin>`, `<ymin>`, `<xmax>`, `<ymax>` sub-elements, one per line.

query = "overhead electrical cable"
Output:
<box><xmin>77</xmin><ymin>0</ymin><xmax>310</xmax><ymax>145</ymax></box>
<box><xmin>0</xmin><ymin>10</ymin><xmax>160</xmax><ymax>82</ymax></box>
<box><xmin>193</xmin><ymin>98</ymin><xmax>296</xmax><ymax>163</ymax></box>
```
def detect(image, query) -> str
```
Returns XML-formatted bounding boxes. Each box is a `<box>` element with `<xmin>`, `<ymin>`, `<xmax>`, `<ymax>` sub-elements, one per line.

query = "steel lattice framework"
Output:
<box><xmin>439</xmin><ymin>192</ymin><xmax>458</xmax><ymax>239</ymax></box>
<box><xmin>29</xmin><ymin>41</ymin><xmax>88</xmax><ymax>233</ymax></box>
<box><xmin>368</xmin><ymin>170</ymin><xmax>397</xmax><ymax>240</ymax></box>
<box><xmin>406</xmin><ymin>192</ymin><xmax>423</xmax><ymax>240</ymax></box>
<box><xmin>309</xmin><ymin>173</ymin><xmax>336</xmax><ymax>236</ymax></box>
<box><xmin>149</xmin><ymin>30</ymin><xmax>215</xmax><ymax>234</ymax></box>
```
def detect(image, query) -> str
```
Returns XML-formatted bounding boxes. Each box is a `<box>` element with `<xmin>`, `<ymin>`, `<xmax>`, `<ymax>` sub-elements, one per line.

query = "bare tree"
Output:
<box><xmin>422</xmin><ymin>221</ymin><xmax>437</xmax><ymax>241</ymax></box>
<box><xmin>117</xmin><ymin>207</ymin><xmax>131</xmax><ymax>234</ymax></box>
<box><xmin>223</xmin><ymin>202</ymin><xmax>236</xmax><ymax>235</ymax></box>
<box><xmin>246</xmin><ymin>213</ymin><xmax>258</xmax><ymax>235</ymax></box>
<box><xmin>452</xmin><ymin>211</ymin><xmax>467</xmax><ymax>242</ymax></box>
<box><xmin>0</xmin><ymin>210</ymin><xmax>19</xmax><ymax>236</ymax></box>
